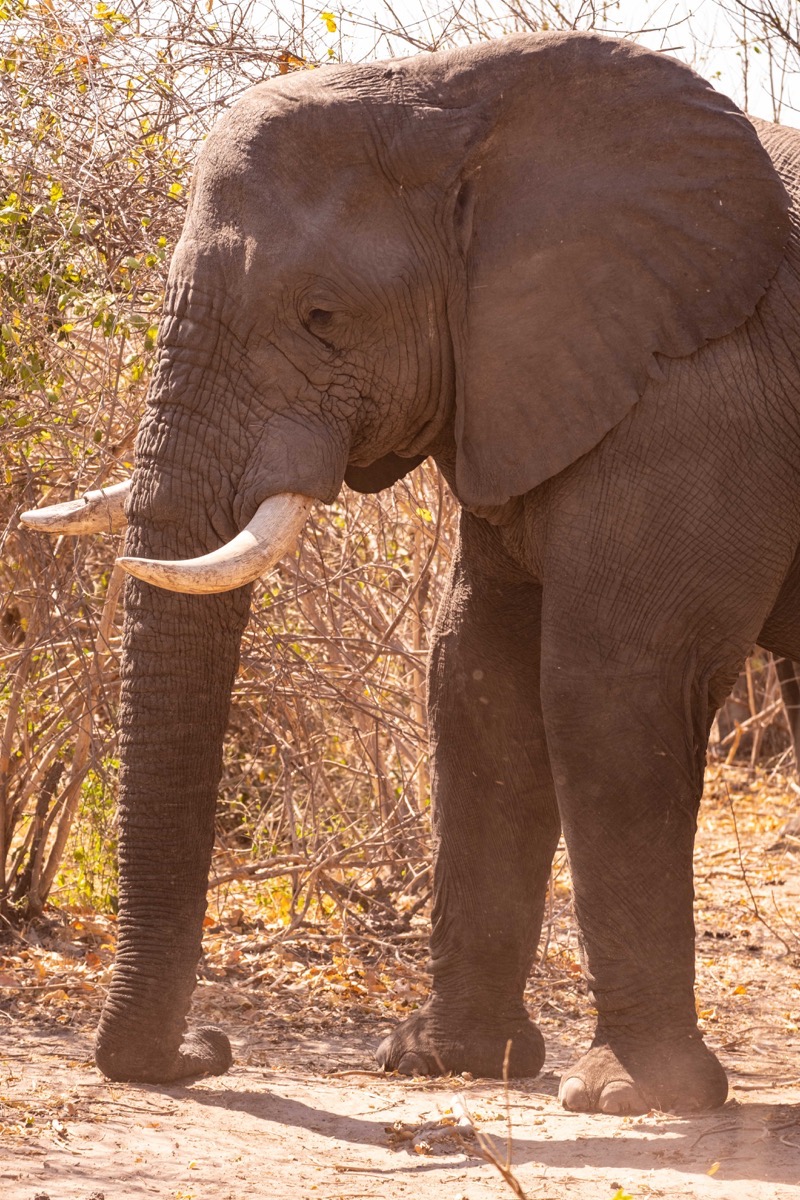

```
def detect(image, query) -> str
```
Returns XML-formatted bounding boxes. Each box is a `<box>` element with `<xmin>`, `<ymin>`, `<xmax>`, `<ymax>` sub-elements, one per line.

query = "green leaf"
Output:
<box><xmin>0</xmin><ymin>0</ymin><xmax>27</xmax><ymax>20</ymax></box>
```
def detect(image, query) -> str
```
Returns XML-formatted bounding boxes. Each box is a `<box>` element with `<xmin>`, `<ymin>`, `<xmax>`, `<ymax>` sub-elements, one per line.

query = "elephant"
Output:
<box><xmin>21</xmin><ymin>30</ymin><xmax>800</xmax><ymax>1115</ymax></box>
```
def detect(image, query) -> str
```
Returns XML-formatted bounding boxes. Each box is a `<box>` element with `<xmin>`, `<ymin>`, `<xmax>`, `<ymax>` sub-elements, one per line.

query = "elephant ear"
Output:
<box><xmin>452</xmin><ymin>34</ymin><xmax>790</xmax><ymax>508</ymax></box>
<box><xmin>345</xmin><ymin>453</ymin><xmax>427</xmax><ymax>494</ymax></box>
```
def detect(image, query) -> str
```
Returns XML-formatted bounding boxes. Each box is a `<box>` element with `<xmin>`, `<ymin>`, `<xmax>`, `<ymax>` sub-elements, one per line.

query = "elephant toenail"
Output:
<box><xmin>397</xmin><ymin>1052</ymin><xmax>430</xmax><ymax>1076</ymax></box>
<box><xmin>559</xmin><ymin>1076</ymin><xmax>591</xmax><ymax>1111</ymax></box>
<box><xmin>598</xmin><ymin>1080</ymin><xmax>647</xmax><ymax>1115</ymax></box>
<box><xmin>375</xmin><ymin>1036</ymin><xmax>392</xmax><ymax>1069</ymax></box>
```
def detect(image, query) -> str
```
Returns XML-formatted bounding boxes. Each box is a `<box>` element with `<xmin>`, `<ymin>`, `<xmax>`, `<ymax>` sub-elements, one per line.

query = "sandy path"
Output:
<box><xmin>1</xmin><ymin>1023</ymin><xmax>798</xmax><ymax>1200</ymax></box>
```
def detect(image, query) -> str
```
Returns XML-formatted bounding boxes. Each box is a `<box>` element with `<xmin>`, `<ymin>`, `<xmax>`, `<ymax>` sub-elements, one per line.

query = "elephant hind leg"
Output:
<box><xmin>376</xmin><ymin>512</ymin><xmax>560</xmax><ymax>1079</ymax></box>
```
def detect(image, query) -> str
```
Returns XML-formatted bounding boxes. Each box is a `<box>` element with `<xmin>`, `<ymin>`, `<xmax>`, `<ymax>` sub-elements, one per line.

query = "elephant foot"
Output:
<box><xmin>95</xmin><ymin>1026</ymin><xmax>232</xmax><ymax>1084</ymax></box>
<box><xmin>559</xmin><ymin>1036</ymin><xmax>729</xmax><ymax>1115</ymax></box>
<box><xmin>375</xmin><ymin>1000</ymin><xmax>545</xmax><ymax>1078</ymax></box>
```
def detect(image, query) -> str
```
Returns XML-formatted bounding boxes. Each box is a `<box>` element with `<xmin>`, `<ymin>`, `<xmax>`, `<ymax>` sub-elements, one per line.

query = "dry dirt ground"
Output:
<box><xmin>1</xmin><ymin>764</ymin><xmax>799</xmax><ymax>1200</ymax></box>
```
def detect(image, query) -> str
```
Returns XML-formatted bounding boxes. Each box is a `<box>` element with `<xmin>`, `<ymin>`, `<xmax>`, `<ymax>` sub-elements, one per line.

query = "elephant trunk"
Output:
<box><xmin>94</xmin><ymin>383</ymin><xmax>254</xmax><ymax>1079</ymax></box>
<box><xmin>65</xmin><ymin>284</ymin><xmax>347</xmax><ymax>1079</ymax></box>
<box><xmin>95</xmin><ymin>566</ymin><xmax>250</xmax><ymax>1081</ymax></box>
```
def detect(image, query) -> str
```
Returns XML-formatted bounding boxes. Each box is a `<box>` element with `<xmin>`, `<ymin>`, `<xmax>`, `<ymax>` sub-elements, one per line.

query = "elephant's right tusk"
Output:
<box><xmin>116</xmin><ymin>492</ymin><xmax>314</xmax><ymax>594</ymax></box>
<box><xmin>19</xmin><ymin>479</ymin><xmax>131</xmax><ymax>535</ymax></box>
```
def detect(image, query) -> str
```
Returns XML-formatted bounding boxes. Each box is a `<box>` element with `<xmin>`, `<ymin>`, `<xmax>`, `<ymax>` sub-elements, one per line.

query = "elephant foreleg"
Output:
<box><xmin>536</xmin><ymin>477</ymin><xmax>800</xmax><ymax>1111</ymax></box>
<box><xmin>377</xmin><ymin>512</ymin><xmax>560</xmax><ymax>1078</ymax></box>
<box><xmin>541</xmin><ymin>639</ymin><xmax>730</xmax><ymax>1114</ymax></box>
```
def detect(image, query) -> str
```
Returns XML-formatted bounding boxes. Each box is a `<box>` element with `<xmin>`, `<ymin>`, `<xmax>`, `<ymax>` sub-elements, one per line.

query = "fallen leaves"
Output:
<box><xmin>0</xmin><ymin>906</ymin><xmax>117</xmax><ymax>1024</ymax></box>
<box><xmin>385</xmin><ymin>1097</ymin><xmax>475</xmax><ymax>1157</ymax></box>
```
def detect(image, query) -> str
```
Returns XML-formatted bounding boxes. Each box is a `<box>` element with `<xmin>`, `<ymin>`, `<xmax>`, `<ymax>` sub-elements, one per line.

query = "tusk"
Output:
<box><xmin>116</xmin><ymin>492</ymin><xmax>313</xmax><ymax>595</ymax></box>
<box><xmin>19</xmin><ymin>479</ymin><xmax>130</xmax><ymax>535</ymax></box>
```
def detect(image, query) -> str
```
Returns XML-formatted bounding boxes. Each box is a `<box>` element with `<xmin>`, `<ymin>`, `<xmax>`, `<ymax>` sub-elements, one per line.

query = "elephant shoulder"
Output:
<box><xmin>751</xmin><ymin>119</ymin><xmax>800</xmax><ymax>204</ymax></box>
<box><xmin>746</xmin><ymin>119</ymin><xmax>800</xmax><ymax>315</ymax></box>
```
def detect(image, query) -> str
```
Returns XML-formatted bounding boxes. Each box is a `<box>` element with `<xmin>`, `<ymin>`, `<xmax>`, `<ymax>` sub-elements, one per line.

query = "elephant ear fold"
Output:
<box><xmin>453</xmin><ymin>34</ymin><xmax>790</xmax><ymax>508</ymax></box>
<box><xmin>345</xmin><ymin>453</ymin><xmax>427</xmax><ymax>494</ymax></box>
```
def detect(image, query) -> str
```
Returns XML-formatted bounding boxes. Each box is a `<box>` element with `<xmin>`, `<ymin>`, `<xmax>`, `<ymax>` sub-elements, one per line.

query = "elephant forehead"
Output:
<box><xmin>179</xmin><ymin>173</ymin><xmax>414</xmax><ymax>295</ymax></box>
<box><xmin>177</xmin><ymin>100</ymin><xmax>421</xmax><ymax>294</ymax></box>
<box><xmin>195</xmin><ymin>84</ymin><xmax>384</xmax><ymax>209</ymax></box>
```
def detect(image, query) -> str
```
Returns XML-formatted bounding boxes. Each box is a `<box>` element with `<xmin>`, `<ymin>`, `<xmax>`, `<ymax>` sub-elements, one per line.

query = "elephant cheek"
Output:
<box><xmin>234</xmin><ymin>411</ymin><xmax>351</xmax><ymax>525</ymax></box>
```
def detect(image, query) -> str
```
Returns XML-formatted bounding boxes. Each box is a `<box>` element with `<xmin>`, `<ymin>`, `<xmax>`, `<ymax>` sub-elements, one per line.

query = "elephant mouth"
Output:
<box><xmin>20</xmin><ymin>485</ymin><xmax>314</xmax><ymax>595</ymax></box>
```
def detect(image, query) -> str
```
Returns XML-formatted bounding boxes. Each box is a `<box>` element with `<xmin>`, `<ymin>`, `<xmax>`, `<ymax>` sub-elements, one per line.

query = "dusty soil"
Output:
<box><xmin>1</xmin><ymin>763</ymin><xmax>799</xmax><ymax>1200</ymax></box>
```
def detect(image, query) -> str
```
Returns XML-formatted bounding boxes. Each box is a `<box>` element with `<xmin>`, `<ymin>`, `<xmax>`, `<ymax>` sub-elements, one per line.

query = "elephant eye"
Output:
<box><xmin>303</xmin><ymin>307</ymin><xmax>337</xmax><ymax>344</ymax></box>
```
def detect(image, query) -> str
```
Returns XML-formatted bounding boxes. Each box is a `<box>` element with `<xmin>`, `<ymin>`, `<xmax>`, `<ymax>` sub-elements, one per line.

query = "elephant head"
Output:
<box><xmin>22</xmin><ymin>32</ymin><xmax>788</xmax><ymax>1082</ymax></box>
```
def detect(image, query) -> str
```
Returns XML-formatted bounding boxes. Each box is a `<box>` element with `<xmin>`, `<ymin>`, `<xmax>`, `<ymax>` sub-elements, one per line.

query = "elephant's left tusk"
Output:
<box><xmin>19</xmin><ymin>479</ymin><xmax>131</xmax><ymax>535</ymax></box>
<box><xmin>116</xmin><ymin>492</ymin><xmax>314</xmax><ymax>594</ymax></box>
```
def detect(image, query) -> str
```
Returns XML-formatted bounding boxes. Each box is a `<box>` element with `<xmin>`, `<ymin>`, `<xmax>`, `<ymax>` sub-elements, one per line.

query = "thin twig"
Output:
<box><xmin>724</xmin><ymin>783</ymin><xmax>793</xmax><ymax>954</ymax></box>
<box><xmin>460</xmin><ymin>1041</ymin><xmax>529</xmax><ymax>1200</ymax></box>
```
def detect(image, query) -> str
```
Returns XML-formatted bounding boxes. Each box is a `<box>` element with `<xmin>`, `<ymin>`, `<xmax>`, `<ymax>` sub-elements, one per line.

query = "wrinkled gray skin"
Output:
<box><xmin>93</xmin><ymin>32</ymin><xmax>800</xmax><ymax>1115</ymax></box>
